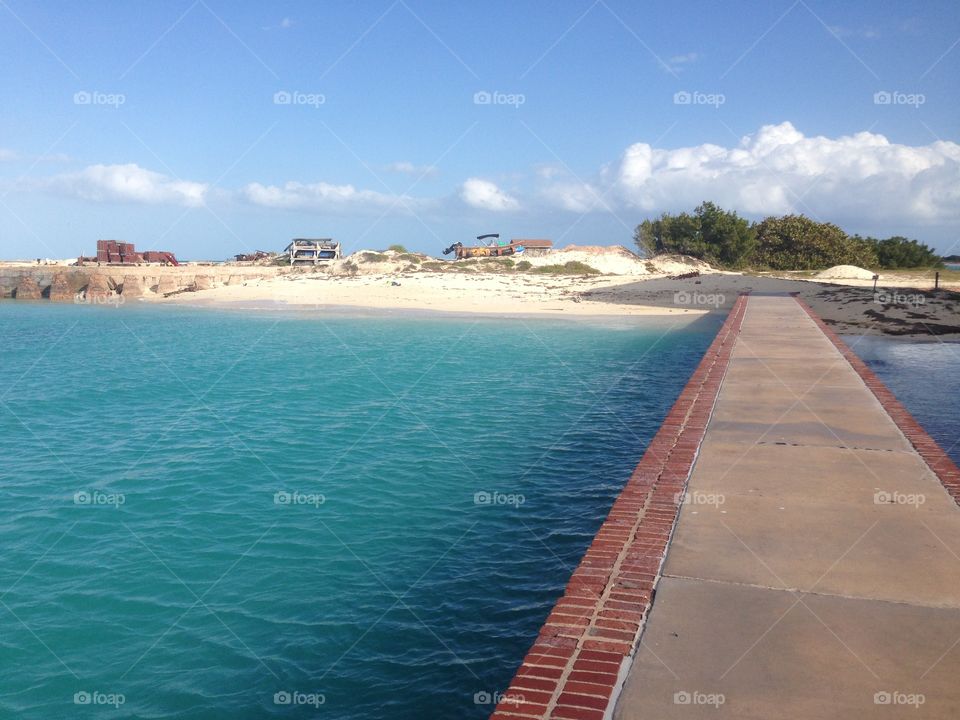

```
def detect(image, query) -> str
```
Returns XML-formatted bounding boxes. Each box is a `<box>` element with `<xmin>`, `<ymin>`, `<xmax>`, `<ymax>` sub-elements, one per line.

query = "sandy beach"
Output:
<box><xmin>3</xmin><ymin>248</ymin><xmax>958</xmax><ymax>336</ymax></box>
<box><xmin>156</xmin><ymin>271</ymin><xmax>707</xmax><ymax>317</ymax></box>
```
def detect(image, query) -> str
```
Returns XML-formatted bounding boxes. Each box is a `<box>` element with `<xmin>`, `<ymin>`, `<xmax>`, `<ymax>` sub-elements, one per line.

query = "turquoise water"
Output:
<box><xmin>849</xmin><ymin>335</ymin><xmax>960</xmax><ymax>464</ymax></box>
<box><xmin>0</xmin><ymin>303</ymin><xmax>721</xmax><ymax>719</ymax></box>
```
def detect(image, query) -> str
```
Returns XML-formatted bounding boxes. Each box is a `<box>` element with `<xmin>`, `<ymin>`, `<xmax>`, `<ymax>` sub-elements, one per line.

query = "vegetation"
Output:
<box><xmin>515</xmin><ymin>260</ymin><xmax>532</xmax><ymax>271</ymax></box>
<box><xmin>634</xmin><ymin>202</ymin><xmax>755</xmax><ymax>269</ymax></box>
<box><xmin>753</xmin><ymin>215</ymin><xmax>876</xmax><ymax>270</ymax></box>
<box><xmin>397</xmin><ymin>253</ymin><xmax>421</xmax><ymax>263</ymax></box>
<box><xmin>479</xmin><ymin>257</ymin><xmax>515</xmax><ymax>270</ymax></box>
<box><xmin>387</xmin><ymin>244</ymin><xmax>408</xmax><ymax>253</ymax></box>
<box><xmin>421</xmin><ymin>261</ymin><xmax>444</xmax><ymax>271</ymax></box>
<box><xmin>531</xmin><ymin>261</ymin><xmax>601</xmax><ymax>275</ymax></box>
<box><xmin>869</xmin><ymin>236</ymin><xmax>943</xmax><ymax>269</ymax></box>
<box><xmin>359</xmin><ymin>252</ymin><xmax>389</xmax><ymax>263</ymax></box>
<box><xmin>634</xmin><ymin>202</ymin><xmax>943</xmax><ymax>271</ymax></box>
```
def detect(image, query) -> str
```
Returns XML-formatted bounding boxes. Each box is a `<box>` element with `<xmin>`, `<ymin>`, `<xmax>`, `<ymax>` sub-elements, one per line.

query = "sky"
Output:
<box><xmin>1</xmin><ymin>0</ymin><xmax>958</xmax><ymax>260</ymax></box>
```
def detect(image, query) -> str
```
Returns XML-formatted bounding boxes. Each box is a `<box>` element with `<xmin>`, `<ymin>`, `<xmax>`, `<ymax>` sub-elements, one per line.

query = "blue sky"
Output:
<box><xmin>1</xmin><ymin>0</ymin><xmax>958</xmax><ymax>259</ymax></box>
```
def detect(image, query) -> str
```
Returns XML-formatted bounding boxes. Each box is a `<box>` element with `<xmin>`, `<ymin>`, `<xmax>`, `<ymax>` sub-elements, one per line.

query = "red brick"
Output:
<box><xmin>557</xmin><ymin>692</ymin><xmax>610</xmax><ymax>710</ymax></box>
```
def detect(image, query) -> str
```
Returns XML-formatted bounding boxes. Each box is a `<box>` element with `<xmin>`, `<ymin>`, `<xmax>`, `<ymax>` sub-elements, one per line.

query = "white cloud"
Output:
<box><xmin>571</xmin><ymin>122</ymin><xmax>960</xmax><ymax>225</ymax></box>
<box><xmin>242</xmin><ymin>180</ymin><xmax>420</xmax><ymax>214</ymax></box>
<box><xmin>460</xmin><ymin>178</ymin><xmax>519</xmax><ymax>211</ymax></box>
<box><xmin>42</xmin><ymin>163</ymin><xmax>207</xmax><ymax>206</ymax></box>
<box><xmin>0</xmin><ymin>148</ymin><xmax>19</xmax><ymax>162</ymax></box>
<box><xmin>666</xmin><ymin>52</ymin><xmax>699</xmax><ymax>72</ymax></box>
<box><xmin>385</xmin><ymin>161</ymin><xmax>438</xmax><ymax>178</ymax></box>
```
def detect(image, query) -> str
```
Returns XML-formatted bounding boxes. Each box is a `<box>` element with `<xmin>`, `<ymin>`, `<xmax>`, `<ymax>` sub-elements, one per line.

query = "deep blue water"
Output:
<box><xmin>848</xmin><ymin>335</ymin><xmax>960</xmax><ymax>464</ymax></box>
<box><xmin>0</xmin><ymin>303</ymin><xmax>722</xmax><ymax>719</ymax></box>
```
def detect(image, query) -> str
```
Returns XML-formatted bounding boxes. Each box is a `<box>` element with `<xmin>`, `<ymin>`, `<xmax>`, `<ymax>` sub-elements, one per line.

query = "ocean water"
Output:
<box><xmin>0</xmin><ymin>303</ymin><xmax>721</xmax><ymax>720</ymax></box>
<box><xmin>849</xmin><ymin>335</ymin><xmax>960</xmax><ymax>464</ymax></box>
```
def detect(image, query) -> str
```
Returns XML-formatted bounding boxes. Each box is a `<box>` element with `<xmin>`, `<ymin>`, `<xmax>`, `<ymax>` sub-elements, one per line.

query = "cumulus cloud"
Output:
<box><xmin>558</xmin><ymin>122</ymin><xmax>960</xmax><ymax>225</ymax></box>
<box><xmin>242</xmin><ymin>180</ymin><xmax>422</xmax><ymax>214</ymax></box>
<box><xmin>42</xmin><ymin>163</ymin><xmax>207</xmax><ymax>206</ymax></box>
<box><xmin>460</xmin><ymin>178</ymin><xmax>519</xmax><ymax>211</ymax></box>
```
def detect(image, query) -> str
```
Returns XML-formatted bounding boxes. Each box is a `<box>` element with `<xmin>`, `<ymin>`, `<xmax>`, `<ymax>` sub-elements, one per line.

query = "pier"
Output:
<box><xmin>492</xmin><ymin>295</ymin><xmax>960</xmax><ymax>719</ymax></box>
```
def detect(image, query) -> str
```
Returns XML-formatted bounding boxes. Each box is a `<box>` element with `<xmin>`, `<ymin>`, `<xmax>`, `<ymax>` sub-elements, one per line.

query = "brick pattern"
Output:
<box><xmin>794</xmin><ymin>296</ymin><xmax>960</xmax><ymax>506</ymax></box>
<box><xmin>491</xmin><ymin>295</ymin><xmax>749</xmax><ymax>720</ymax></box>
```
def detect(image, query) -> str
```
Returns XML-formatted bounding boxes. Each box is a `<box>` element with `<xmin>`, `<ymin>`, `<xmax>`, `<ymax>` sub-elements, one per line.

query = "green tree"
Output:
<box><xmin>633</xmin><ymin>202</ymin><xmax>755</xmax><ymax>268</ymax></box>
<box><xmin>872</xmin><ymin>236</ymin><xmax>943</xmax><ymax>269</ymax></box>
<box><xmin>753</xmin><ymin>215</ymin><xmax>859</xmax><ymax>270</ymax></box>
<box><xmin>695</xmin><ymin>201</ymin><xmax>756</xmax><ymax>268</ymax></box>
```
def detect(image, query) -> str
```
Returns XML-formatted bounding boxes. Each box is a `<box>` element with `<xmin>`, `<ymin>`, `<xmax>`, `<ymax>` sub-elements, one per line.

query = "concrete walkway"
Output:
<box><xmin>614</xmin><ymin>296</ymin><xmax>960</xmax><ymax>719</ymax></box>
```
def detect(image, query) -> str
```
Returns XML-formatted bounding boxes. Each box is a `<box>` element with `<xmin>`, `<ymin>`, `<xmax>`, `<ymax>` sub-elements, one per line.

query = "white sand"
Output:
<box><xmin>158</xmin><ymin>271</ymin><xmax>706</xmax><ymax>317</ymax></box>
<box><xmin>815</xmin><ymin>264</ymin><xmax>877</xmax><ymax>280</ymax></box>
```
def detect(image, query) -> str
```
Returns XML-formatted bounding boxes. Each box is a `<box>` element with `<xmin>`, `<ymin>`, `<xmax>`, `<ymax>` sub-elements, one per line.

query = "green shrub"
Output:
<box><xmin>515</xmin><ymin>260</ymin><xmax>532</xmax><ymax>271</ymax></box>
<box><xmin>359</xmin><ymin>252</ymin><xmax>388</xmax><ymax>263</ymax></box>
<box><xmin>532</xmin><ymin>261</ymin><xmax>601</xmax><ymax>275</ymax></box>
<box><xmin>387</xmin><ymin>244</ymin><xmax>408</xmax><ymax>253</ymax></box>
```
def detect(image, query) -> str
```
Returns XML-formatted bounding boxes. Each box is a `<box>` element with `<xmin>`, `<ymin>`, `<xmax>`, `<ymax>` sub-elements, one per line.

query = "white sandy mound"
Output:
<box><xmin>646</xmin><ymin>254</ymin><xmax>716</xmax><ymax>275</ymax></box>
<box><xmin>523</xmin><ymin>245</ymin><xmax>651</xmax><ymax>275</ymax></box>
<box><xmin>815</xmin><ymin>265</ymin><xmax>877</xmax><ymax>280</ymax></box>
<box><xmin>325</xmin><ymin>249</ymin><xmax>430</xmax><ymax>276</ymax></box>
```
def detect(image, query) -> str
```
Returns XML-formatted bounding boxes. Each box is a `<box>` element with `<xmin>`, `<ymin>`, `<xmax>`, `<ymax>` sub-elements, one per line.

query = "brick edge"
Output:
<box><xmin>793</xmin><ymin>296</ymin><xmax>960</xmax><ymax>506</ymax></box>
<box><xmin>491</xmin><ymin>295</ymin><xmax>749</xmax><ymax>720</ymax></box>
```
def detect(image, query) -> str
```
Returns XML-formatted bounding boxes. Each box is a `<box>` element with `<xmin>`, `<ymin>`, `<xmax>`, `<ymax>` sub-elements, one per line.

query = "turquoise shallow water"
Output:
<box><xmin>0</xmin><ymin>303</ymin><xmax>721</xmax><ymax>719</ymax></box>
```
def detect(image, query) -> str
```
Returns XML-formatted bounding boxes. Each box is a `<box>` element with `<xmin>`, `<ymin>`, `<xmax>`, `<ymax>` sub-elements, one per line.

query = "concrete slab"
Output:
<box><xmin>666</xmin><ymin>497</ymin><xmax>960</xmax><ymax>607</ymax></box>
<box><xmin>614</xmin><ymin>577</ymin><xmax>960</xmax><ymax>720</ymax></box>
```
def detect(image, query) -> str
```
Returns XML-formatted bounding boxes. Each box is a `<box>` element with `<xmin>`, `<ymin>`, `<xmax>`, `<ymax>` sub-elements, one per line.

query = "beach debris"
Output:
<box><xmin>48</xmin><ymin>272</ymin><xmax>76</xmax><ymax>302</ymax></box>
<box><xmin>121</xmin><ymin>275</ymin><xmax>144</xmax><ymax>298</ymax></box>
<box><xmin>84</xmin><ymin>273</ymin><xmax>113</xmax><ymax>302</ymax></box>
<box><xmin>14</xmin><ymin>274</ymin><xmax>43</xmax><ymax>300</ymax></box>
<box><xmin>82</xmin><ymin>240</ymin><xmax>179</xmax><ymax>266</ymax></box>
<box><xmin>442</xmin><ymin>234</ymin><xmax>553</xmax><ymax>260</ymax></box>
<box><xmin>285</xmin><ymin>239</ymin><xmax>341</xmax><ymax>265</ymax></box>
<box><xmin>192</xmin><ymin>275</ymin><xmax>214</xmax><ymax>291</ymax></box>
<box><xmin>233</xmin><ymin>250</ymin><xmax>272</xmax><ymax>262</ymax></box>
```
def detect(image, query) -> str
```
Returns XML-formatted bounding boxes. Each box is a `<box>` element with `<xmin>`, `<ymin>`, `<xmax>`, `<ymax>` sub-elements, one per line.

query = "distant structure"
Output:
<box><xmin>234</xmin><ymin>250</ymin><xmax>272</xmax><ymax>262</ymax></box>
<box><xmin>79</xmin><ymin>240</ymin><xmax>178</xmax><ymax>266</ymax></box>
<box><xmin>285</xmin><ymin>239</ymin><xmax>341</xmax><ymax>265</ymax></box>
